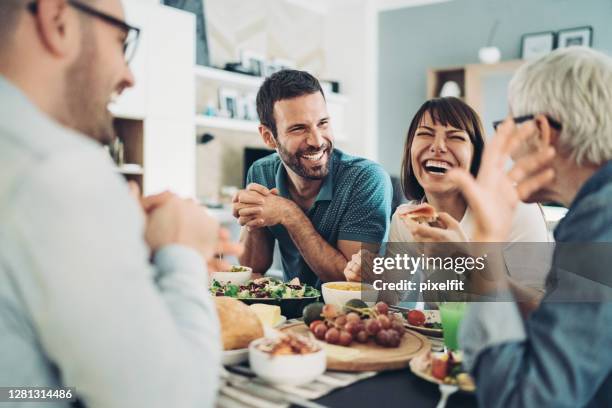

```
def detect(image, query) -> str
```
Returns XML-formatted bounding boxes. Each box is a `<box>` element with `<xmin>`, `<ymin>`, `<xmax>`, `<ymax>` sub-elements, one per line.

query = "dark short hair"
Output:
<box><xmin>256</xmin><ymin>69</ymin><xmax>324</xmax><ymax>137</ymax></box>
<box><xmin>400</xmin><ymin>97</ymin><xmax>485</xmax><ymax>201</ymax></box>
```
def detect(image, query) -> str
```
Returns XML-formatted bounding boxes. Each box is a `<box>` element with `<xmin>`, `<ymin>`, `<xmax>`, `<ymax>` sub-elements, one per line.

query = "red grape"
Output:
<box><xmin>377</xmin><ymin>315</ymin><xmax>391</xmax><ymax>329</ymax></box>
<box><xmin>313</xmin><ymin>324</ymin><xmax>327</xmax><ymax>340</ymax></box>
<box><xmin>365</xmin><ymin>319</ymin><xmax>381</xmax><ymax>335</ymax></box>
<box><xmin>387</xmin><ymin>330</ymin><xmax>400</xmax><ymax>347</ymax></box>
<box><xmin>338</xmin><ymin>331</ymin><xmax>353</xmax><ymax>347</ymax></box>
<box><xmin>309</xmin><ymin>320</ymin><xmax>324</xmax><ymax>332</ymax></box>
<box><xmin>325</xmin><ymin>327</ymin><xmax>340</xmax><ymax>344</ymax></box>
<box><xmin>346</xmin><ymin>312</ymin><xmax>361</xmax><ymax>323</ymax></box>
<box><xmin>344</xmin><ymin>321</ymin><xmax>359</xmax><ymax>335</ymax></box>
<box><xmin>356</xmin><ymin>330</ymin><xmax>369</xmax><ymax>343</ymax></box>
<box><xmin>335</xmin><ymin>315</ymin><xmax>347</xmax><ymax>327</ymax></box>
<box><xmin>375</xmin><ymin>302</ymin><xmax>389</xmax><ymax>315</ymax></box>
<box><xmin>391</xmin><ymin>321</ymin><xmax>405</xmax><ymax>333</ymax></box>
<box><xmin>322</xmin><ymin>304</ymin><xmax>339</xmax><ymax>319</ymax></box>
<box><xmin>375</xmin><ymin>329</ymin><xmax>390</xmax><ymax>346</ymax></box>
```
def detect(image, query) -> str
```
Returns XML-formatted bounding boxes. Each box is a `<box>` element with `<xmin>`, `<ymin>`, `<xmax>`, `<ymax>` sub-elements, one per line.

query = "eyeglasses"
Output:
<box><xmin>27</xmin><ymin>0</ymin><xmax>141</xmax><ymax>64</ymax></box>
<box><xmin>492</xmin><ymin>115</ymin><xmax>562</xmax><ymax>132</ymax></box>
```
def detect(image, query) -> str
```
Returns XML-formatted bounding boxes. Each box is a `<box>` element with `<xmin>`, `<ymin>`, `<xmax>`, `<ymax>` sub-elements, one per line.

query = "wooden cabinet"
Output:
<box><xmin>428</xmin><ymin>60</ymin><xmax>525</xmax><ymax>135</ymax></box>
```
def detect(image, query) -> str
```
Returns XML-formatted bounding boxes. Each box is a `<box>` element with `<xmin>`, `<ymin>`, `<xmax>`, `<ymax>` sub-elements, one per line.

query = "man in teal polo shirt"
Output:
<box><xmin>232</xmin><ymin>70</ymin><xmax>392</xmax><ymax>287</ymax></box>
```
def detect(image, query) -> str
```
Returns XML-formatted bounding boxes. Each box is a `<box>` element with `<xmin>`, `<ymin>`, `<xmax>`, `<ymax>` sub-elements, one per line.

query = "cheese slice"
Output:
<box><xmin>249</xmin><ymin>304</ymin><xmax>281</xmax><ymax>328</ymax></box>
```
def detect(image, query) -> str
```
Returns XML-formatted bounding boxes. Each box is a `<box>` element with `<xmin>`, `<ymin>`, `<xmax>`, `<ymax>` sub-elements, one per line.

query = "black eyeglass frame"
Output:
<box><xmin>492</xmin><ymin>115</ymin><xmax>562</xmax><ymax>132</ymax></box>
<box><xmin>27</xmin><ymin>0</ymin><xmax>141</xmax><ymax>63</ymax></box>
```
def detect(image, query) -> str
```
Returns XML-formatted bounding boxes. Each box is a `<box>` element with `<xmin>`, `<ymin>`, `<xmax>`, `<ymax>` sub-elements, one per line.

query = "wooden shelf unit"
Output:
<box><xmin>113</xmin><ymin>117</ymin><xmax>144</xmax><ymax>192</ymax></box>
<box><xmin>428</xmin><ymin>60</ymin><xmax>524</xmax><ymax>106</ymax></box>
<box><xmin>428</xmin><ymin>60</ymin><xmax>526</xmax><ymax>135</ymax></box>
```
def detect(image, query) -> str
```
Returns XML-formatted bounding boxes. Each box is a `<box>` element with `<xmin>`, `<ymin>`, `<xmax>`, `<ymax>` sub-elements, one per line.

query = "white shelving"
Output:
<box><xmin>114</xmin><ymin>164</ymin><xmax>144</xmax><ymax>175</ymax></box>
<box><xmin>195</xmin><ymin>65</ymin><xmax>263</xmax><ymax>88</ymax></box>
<box><xmin>194</xmin><ymin>66</ymin><xmax>348</xmax><ymax>101</ymax></box>
<box><xmin>195</xmin><ymin>115</ymin><xmax>259</xmax><ymax>133</ymax></box>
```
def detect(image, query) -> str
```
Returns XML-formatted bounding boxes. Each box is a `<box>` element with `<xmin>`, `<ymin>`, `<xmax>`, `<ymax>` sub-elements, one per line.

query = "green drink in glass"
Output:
<box><xmin>439</xmin><ymin>302</ymin><xmax>466</xmax><ymax>351</ymax></box>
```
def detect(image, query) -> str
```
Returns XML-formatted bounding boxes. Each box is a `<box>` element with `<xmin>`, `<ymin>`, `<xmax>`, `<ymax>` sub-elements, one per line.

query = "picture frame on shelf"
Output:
<box><xmin>218</xmin><ymin>88</ymin><xmax>239</xmax><ymax>119</ymax></box>
<box><xmin>240</xmin><ymin>50</ymin><xmax>266</xmax><ymax>77</ymax></box>
<box><xmin>521</xmin><ymin>31</ymin><xmax>555</xmax><ymax>60</ymax></box>
<box><xmin>265</xmin><ymin>58</ymin><xmax>295</xmax><ymax>77</ymax></box>
<box><xmin>236</xmin><ymin>95</ymin><xmax>249</xmax><ymax>121</ymax></box>
<box><xmin>557</xmin><ymin>26</ymin><xmax>593</xmax><ymax>48</ymax></box>
<box><xmin>246</xmin><ymin>93</ymin><xmax>258</xmax><ymax>121</ymax></box>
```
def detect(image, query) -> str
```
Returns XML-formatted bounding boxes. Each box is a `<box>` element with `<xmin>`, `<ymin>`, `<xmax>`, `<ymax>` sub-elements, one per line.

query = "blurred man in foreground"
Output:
<box><xmin>452</xmin><ymin>47</ymin><xmax>612</xmax><ymax>407</ymax></box>
<box><xmin>0</xmin><ymin>0</ymin><xmax>237</xmax><ymax>406</ymax></box>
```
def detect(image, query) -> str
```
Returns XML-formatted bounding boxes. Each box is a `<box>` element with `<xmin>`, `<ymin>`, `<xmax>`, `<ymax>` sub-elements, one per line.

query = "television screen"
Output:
<box><xmin>243</xmin><ymin>147</ymin><xmax>275</xmax><ymax>187</ymax></box>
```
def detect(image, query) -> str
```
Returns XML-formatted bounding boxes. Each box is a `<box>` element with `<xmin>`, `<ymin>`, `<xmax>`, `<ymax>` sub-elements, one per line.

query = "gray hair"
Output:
<box><xmin>509</xmin><ymin>47</ymin><xmax>612</xmax><ymax>166</ymax></box>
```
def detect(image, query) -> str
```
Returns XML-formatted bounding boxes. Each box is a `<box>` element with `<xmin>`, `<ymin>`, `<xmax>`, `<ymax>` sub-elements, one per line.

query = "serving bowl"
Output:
<box><xmin>210</xmin><ymin>266</ymin><xmax>252</xmax><ymax>286</ymax></box>
<box><xmin>321</xmin><ymin>281</ymin><xmax>378</xmax><ymax>307</ymax></box>
<box><xmin>248</xmin><ymin>337</ymin><xmax>326</xmax><ymax>385</ymax></box>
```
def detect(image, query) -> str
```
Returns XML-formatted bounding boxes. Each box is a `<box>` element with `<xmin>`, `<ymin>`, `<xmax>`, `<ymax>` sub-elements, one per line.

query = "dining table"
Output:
<box><xmin>311</xmin><ymin>368</ymin><xmax>477</xmax><ymax>408</ymax></box>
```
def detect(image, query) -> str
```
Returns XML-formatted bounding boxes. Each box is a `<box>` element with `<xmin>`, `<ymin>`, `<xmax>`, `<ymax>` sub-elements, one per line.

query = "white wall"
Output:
<box><xmin>324</xmin><ymin>0</ymin><xmax>378</xmax><ymax>160</ymax></box>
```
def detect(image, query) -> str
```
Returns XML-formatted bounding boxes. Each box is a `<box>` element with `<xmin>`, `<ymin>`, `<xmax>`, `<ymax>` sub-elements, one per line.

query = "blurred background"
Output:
<box><xmin>110</xmin><ymin>0</ymin><xmax>611</xmax><ymax>236</ymax></box>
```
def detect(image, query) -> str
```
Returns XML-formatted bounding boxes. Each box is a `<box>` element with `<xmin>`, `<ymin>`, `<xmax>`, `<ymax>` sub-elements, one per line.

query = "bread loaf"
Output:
<box><xmin>214</xmin><ymin>297</ymin><xmax>264</xmax><ymax>350</ymax></box>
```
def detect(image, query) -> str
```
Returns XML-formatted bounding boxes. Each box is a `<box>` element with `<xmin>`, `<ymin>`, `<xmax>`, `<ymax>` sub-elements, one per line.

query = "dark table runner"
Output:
<box><xmin>311</xmin><ymin>369</ymin><xmax>477</xmax><ymax>408</ymax></box>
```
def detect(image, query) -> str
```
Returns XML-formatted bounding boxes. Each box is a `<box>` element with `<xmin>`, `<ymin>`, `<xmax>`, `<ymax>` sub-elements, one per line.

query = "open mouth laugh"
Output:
<box><xmin>422</xmin><ymin>159</ymin><xmax>453</xmax><ymax>175</ymax></box>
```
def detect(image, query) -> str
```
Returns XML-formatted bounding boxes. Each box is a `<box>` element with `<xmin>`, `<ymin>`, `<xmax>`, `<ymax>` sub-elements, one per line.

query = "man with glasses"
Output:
<box><xmin>0</xmin><ymin>1</ymin><xmax>232</xmax><ymax>406</ymax></box>
<box><xmin>450</xmin><ymin>47</ymin><xmax>612</xmax><ymax>407</ymax></box>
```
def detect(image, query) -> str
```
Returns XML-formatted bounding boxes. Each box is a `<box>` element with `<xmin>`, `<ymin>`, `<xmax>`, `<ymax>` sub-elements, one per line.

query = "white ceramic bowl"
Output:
<box><xmin>210</xmin><ymin>266</ymin><xmax>252</xmax><ymax>286</ymax></box>
<box><xmin>222</xmin><ymin>348</ymin><xmax>249</xmax><ymax>366</ymax></box>
<box><xmin>321</xmin><ymin>281</ymin><xmax>378</xmax><ymax>307</ymax></box>
<box><xmin>248</xmin><ymin>338</ymin><xmax>326</xmax><ymax>385</ymax></box>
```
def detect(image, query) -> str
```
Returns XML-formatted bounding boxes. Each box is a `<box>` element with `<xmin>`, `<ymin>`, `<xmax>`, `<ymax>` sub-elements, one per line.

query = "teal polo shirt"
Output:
<box><xmin>246</xmin><ymin>149</ymin><xmax>392</xmax><ymax>287</ymax></box>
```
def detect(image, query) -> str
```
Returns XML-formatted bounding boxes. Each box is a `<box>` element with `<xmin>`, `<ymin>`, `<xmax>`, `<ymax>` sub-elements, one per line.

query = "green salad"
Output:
<box><xmin>210</xmin><ymin>277</ymin><xmax>320</xmax><ymax>299</ymax></box>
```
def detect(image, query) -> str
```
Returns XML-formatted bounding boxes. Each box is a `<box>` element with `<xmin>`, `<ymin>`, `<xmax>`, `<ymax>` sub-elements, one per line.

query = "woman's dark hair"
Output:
<box><xmin>256</xmin><ymin>69</ymin><xmax>324</xmax><ymax>137</ymax></box>
<box><xmin>400</xmin><ymin>97</ymin><xmax>485</xmax><ymax>201</ymax></box>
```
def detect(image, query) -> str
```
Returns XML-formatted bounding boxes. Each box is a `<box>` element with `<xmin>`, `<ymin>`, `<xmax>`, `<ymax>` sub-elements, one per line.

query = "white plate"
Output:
<box><xmin>409</xmin><ymin>352</ymin><xmax>475</xmax><ymax>393</ymax></box>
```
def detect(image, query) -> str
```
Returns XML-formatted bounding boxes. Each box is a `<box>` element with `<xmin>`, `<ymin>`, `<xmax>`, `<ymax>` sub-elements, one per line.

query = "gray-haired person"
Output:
<box><xmin>0</xmin><ymin>0</ymin><xmax>237</xmax><ymax>406</ymax></box>
<box><xmin>449</xmin><ymin>47</ymin><xmax>612</xmax><ymax>407</ymax></box>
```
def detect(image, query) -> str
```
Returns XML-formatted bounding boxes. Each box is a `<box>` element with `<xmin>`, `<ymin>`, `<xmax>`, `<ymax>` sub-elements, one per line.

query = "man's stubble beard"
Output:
<box><xmin>64</xmin><ymin>23</ymin><xmax>116</xmax><ymax>145</ymax></box>
<box><xmin>276</xmin><ymin>139</ymin><xmax>332</xmax><ymax>180</ymax></box>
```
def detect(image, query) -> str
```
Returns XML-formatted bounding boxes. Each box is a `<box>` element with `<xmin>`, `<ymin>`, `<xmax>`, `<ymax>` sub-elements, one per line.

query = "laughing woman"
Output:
<box><xmin>345</xmin><ymin>97</ymin><xmax>550</xmax><ymax>305</ymax></box>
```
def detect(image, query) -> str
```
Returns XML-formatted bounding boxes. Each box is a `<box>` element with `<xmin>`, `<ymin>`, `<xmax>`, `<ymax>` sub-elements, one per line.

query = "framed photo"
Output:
<box><xmin>521</xmin><ymin>31</ymin><xmax>556</xmax><ymax>60</ymax></box>
<box><xmin>240</xmin><ymin>50</ymin><xmax>266</xmax><ymax>77</ymax></box>
<box><xmin>218</xmin><ymin>88</ymin><xmax>238</xmax><ymax>118</ymax></box>
<box><xmin>236</xmin><ymin>95</ymin><xmax>250</xmax><ymax>120</ymax></box>
<box><xmin>557</xmin><ymin>26</ymin><xmax>593</xmax><ymax>48</ymax></box>
<box><xmin>245</xmin><ymin>93</ymin><xmax>258</xmax><ymax>121</ymax></box>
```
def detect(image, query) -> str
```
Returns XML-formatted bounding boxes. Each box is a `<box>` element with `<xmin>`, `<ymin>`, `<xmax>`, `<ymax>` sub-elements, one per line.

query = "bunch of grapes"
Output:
<box><xmin>308</xmin><ymin>302</ymin><xmax>405</xmax><ymax>348</ymax></box>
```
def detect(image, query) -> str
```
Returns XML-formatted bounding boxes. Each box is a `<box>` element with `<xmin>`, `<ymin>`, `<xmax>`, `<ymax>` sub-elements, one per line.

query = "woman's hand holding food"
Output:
<box><xmin>343</xmin><ymin>249</ymin><xmax>378</xmax><ymax>283</ymax></box>
<box><xmin>409</xmin><ymin>212</ymin><xmax>469</xmax><ymax>243</ymax></box>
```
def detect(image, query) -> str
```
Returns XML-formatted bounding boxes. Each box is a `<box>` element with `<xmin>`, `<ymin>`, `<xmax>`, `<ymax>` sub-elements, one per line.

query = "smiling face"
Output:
<box><xmin>410</xmin><ymin>111</ymin><xmax>475</xmax><ymax>196</ymax></box>
<box><xmin>65</xmin><ymin>0</ymin><xmax>135</xmax><ymax>144</ymax></box>
<box><xmin>267</xmin><ymin>92</ymin><xmax>333</xmax><ymax>180</ymax></box>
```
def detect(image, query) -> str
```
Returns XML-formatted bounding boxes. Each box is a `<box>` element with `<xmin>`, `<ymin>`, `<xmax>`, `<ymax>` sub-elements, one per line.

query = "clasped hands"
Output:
<box><xmin>232</xmin><ymin>183</ymin><xmax>297</xmax><ymax>230</ymax></box>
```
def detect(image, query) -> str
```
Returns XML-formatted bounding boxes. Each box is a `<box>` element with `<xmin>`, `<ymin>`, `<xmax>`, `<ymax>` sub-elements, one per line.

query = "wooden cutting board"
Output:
<box><xmin>280</xmin><ymin>322</ymin><xmax>430</xmax><ymax>372</ymax></box>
